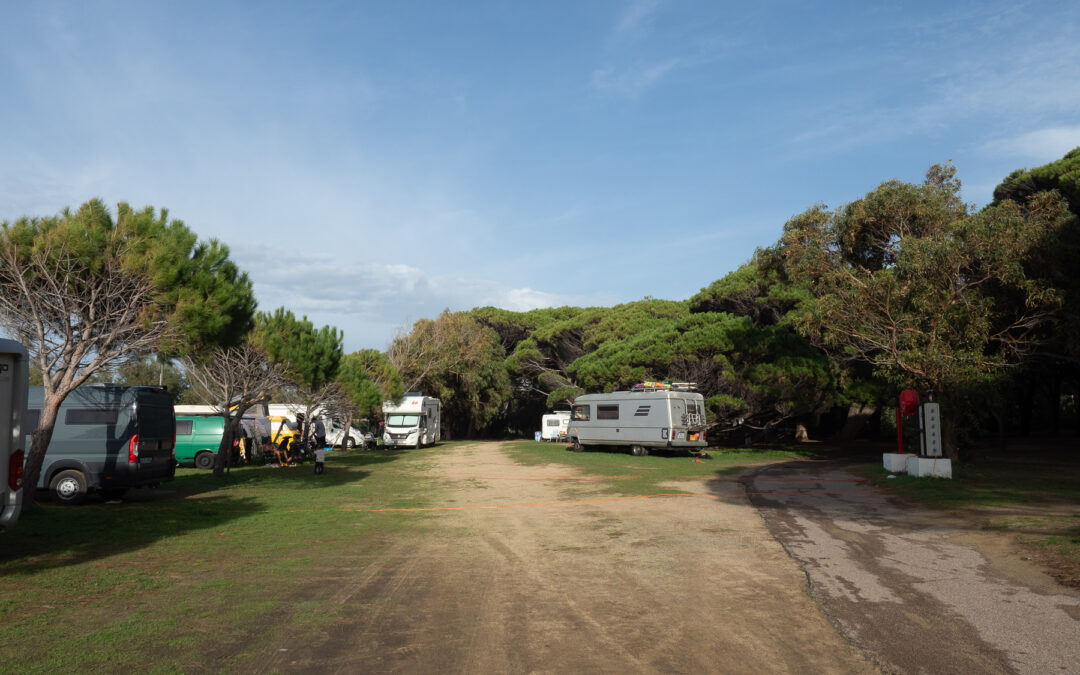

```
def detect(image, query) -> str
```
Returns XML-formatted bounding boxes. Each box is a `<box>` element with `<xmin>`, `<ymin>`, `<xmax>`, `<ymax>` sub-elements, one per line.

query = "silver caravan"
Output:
<box><xmin>540</xmin><ymin>410</ymin><xmax>571</xmax><ymax>441</ymax></box>
<box><xmin>382</xmin><ymin>394</ymin><xmax>441</xmax><ymax>449</ymax></box>
<box><xmin>568</xmin><ymin>384</ymin><xmax>707</xmax><ymax>456</ymax></box>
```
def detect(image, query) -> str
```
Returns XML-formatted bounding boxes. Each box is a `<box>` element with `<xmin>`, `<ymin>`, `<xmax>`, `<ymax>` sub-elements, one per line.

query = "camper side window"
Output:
<box><xmin>545</xmin><ymin>419</ymin><xmax>560</xmax><ymax>427</ymax></box>
<box><xmin>597</xmin><ymin>405</ymin><xmax>619</xmax><ymax>420</ymax></box>
<box><xmin>571</xmin><ymin>405</ymin><xmax>590</xmax><ymax>421</ymax></box>
<box><xmin>66</xmin><ymin>409</ymin><xmax>119</xmax><ymax>425</ymax></box>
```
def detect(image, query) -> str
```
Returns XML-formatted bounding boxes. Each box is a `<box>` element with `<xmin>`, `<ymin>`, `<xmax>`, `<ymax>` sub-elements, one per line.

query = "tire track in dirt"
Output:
<box><xmin>256</xmin><ymin>442</ymin><xmax>875</xmax><ymax>673</ymax></box>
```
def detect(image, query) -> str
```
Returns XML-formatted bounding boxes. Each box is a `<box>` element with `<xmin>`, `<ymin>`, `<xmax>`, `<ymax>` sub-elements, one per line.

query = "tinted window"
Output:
<box><xmin>571</xmin><ymin>405</ymin><xmax>590</xmax><ymax>421</ymax></box>
<box><xmin>597</xmin><ymin>405</ymin><xmax>619</xmax><ymax>420</ymax></box>
<box><xmin>176</xmin><ymin>420</ymin><xmax>193</xmax><ymax>435</ymax></box>
<box><xmin>66</xmin><ymin>409</ymin><xmax>119</xmax><ymax>425</ymax></box>
<box><xmin>25</xmin><ymin>409</ymin><xmax>40</xmax><ymax>431</ymax></box>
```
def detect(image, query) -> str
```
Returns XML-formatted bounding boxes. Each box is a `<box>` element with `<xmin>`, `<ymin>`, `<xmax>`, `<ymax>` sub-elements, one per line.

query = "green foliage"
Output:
<box><xmin>390</xmin><ymin>311</ymin><xmax>512</xmax><ymax>436</ymax></box>
<box><xmin>993</xmin><ymin>146</ymin><xmax>1080</xmax><ymax>215</ymax></box>
<box><xmin>252</xmin><ymin>308</ymin><xmax>343</xmax><ymax>390</ymax></box>
<box><xmin>780</xmin><ymin>165</ymin><xmax>1071</xmax><ymax>451</ymax></box>
<box><xmin>337</xmin><ymin>349</ymin><xmax>403</xmax><ymax>418</ymax></box>
<box><xmin>1</xmin><ymin>199</ymin><xmax>256</xmax><ymax>355</ymax></box>
<box><xmin>109</xmin><ymin>353</ymin><xmax>189</xmax><ymax>402</ymax></box>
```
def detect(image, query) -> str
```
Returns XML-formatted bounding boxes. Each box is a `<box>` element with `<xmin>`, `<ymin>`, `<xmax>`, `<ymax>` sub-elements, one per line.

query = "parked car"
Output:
<box><xmin>26</xmin><ymin>385</ymin><xmax>176</xmax><ymax>504</ymax></box>
<box><xmin>175</xmin><ymin>415</ymin><xmax>225</xmax><ymax>470</ymax></box>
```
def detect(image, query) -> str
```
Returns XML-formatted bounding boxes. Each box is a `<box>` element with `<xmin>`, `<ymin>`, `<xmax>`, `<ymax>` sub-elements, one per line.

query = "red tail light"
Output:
<box><xmin>8</xmin><ymin>450</ymin><xmax>23</xmax><ymax>491</ymax></box>
<box><xmin>172</xmin><ymin>432</ymin><xmax>176</xmax><ymax>460</ymax></box>
<box><xmin>128</xmin><ymin>434</ymin><xmax>139</xmax><ymax>463</ymax></box>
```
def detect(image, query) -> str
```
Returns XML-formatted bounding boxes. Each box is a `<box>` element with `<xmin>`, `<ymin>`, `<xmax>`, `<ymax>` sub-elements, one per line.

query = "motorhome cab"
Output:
<box><xmin>382</xmin><ymin>394</ymin><xmax>440</xmax><ymax>449</ymax></box>
<box><xmin>568</xmin><ymin>382</ymin><xmax>707</xmax><ymax>456</ymax></box>
<box><xmin>540</xmin><ymin>410</ymin><xmax>571</xmax><ymax>441</ymax></box>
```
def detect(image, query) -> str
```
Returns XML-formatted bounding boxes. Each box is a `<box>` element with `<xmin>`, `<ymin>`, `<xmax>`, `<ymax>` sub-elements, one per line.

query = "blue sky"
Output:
<box><xmin>2</xmin><ymin>1</ymin><xmax>1079</xmax><ymax>352</ymax></box>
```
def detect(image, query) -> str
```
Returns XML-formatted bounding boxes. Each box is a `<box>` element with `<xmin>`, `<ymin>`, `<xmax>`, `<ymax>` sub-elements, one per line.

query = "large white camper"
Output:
<box><xmin>540</xmin><ymin>410</ymin><xmax>571</xmax><ymax>441</ymax></box>
<box><xmin>568</xmin><ymin>383</ymin><xmax>707</xmax><ymax>456</ymax></box>
<box><xmin>382</xmin><ymin>394</ymin><xmax>441</xmax><ymax>449</ymax></box>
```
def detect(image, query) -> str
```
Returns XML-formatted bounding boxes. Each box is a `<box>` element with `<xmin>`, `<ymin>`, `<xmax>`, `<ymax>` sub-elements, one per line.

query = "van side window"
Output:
<box><xmin>26</xmin><ymin>409</ymin><xmax>40</xmax><ymax>431</ymax></box>
<box><xmin>571</xmin><ymin>404</ymin><xmax>590</xmax><ymax>421</ymax></box>
<box><xmin>597</xmin><ymin>405</ymin><xmax>619</xmax><ymax>420</ymax></box>
<box><xmin>176</xmin><ymin>420</ymin><xmax>194</xmax><ymax>435</ymax></box>
<box><xmin>65</xmin><ymin>409</ymin><xmax>119</xmax><ymax>425</ymax></box>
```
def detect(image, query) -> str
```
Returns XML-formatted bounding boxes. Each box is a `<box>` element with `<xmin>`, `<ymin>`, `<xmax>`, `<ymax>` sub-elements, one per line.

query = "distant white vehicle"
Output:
<box><xmin>0</xmin><ymin>339</ymin><xmax>29</xmax><ymax>532</ymax></box>
<box><xmin>568</xmin><ymin>383</ymin><xmax>707</xmax><ymax>456</ymax></box>
<box><xmin>266</xmin><ymin>403</ymin><xmax>363</xmax><ymax>448</ymax></box>
<box><xmin>382</xmin><ymin>394</ymin><xmax>441</xmax><ymax>449</ymax></box>
<box><xmin>540</xmin><ymin>410</ymin><xmax>571</xmax><ymax>441</ymax></box>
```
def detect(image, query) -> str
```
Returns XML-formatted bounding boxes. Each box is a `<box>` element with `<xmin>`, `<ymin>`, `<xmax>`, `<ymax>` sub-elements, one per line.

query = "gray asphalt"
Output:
<box><xmin>744</xmin><ymin>461</ymin><xmax>1080</xmax><ymax>674</ymax></box>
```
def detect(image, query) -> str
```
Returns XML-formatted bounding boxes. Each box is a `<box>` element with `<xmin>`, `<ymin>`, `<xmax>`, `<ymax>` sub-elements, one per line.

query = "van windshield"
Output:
<box><xmin>386</xmin><ymin>414</ymin><xmax>419</xmax><ymax>427</ymax></box>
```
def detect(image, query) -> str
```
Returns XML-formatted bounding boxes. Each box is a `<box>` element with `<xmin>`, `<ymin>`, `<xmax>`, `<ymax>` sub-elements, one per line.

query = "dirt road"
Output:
<box><xmin>746</xmin><ymin>461</ymin><xmax>1080</xmax><ymax>674</ymax></box>
<box><xmin>256</xmin><ymin>442</ymin><xmax>873</xmax><ymax>673</ymax></box>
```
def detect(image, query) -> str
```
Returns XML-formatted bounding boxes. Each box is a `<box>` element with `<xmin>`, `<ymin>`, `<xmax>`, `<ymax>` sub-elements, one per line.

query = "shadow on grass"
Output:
<box><xmin>0</xmin><ymin>494</ymin><xmax>266</xmax><ymax>573</ymax></box>
<box><xmin>169</xmin><ymin>448</ymin><xmax>405</xmax><ymax>497</ymax></box>
<box><xmin>2</xmin><ymin>450</ymin><xmax>410</xmax><ymax>572</ymax></box>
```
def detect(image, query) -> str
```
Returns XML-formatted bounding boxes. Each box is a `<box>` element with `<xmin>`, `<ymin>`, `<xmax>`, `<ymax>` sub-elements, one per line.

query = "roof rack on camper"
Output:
<box><xmin>630</xmin><ymin>381</ymin><xmax>697</xmax><ymax>392</ymax></box>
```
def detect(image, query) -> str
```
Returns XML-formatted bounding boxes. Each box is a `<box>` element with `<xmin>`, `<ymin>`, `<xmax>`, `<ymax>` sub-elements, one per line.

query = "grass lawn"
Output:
<box><xmin>502</xmin><ymin>440</ymin><xmax>814</xmax><ymax>496</ymax></box>
<box><xmin>0</xmin><ymin>445</ymin><xmax>449</xmax><ymax>672</ymax></box>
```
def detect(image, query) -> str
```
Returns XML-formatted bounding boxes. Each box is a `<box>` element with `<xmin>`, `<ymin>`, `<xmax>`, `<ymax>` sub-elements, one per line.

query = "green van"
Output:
<box><xmin>175</xmin><ymin>415</ymin><xmax>225</xmax><ymax>470</ymax></box>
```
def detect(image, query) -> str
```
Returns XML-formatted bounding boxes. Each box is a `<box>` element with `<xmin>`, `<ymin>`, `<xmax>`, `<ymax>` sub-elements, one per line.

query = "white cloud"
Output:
<box><xmin>981</xmin><ymin>126</ymin><xmax>1080</xmax><ymax>162</ymax></box>
<box><xmin>591</xmin><ymin>58</ymin><xmax>681</xmax><ymax>97</ymax></box>
<box><xmin>232</xmin><ymin>243</ymin><xmax>585</xmax><ymax>350</ymax></box>
<box><xmin>614</xmin><ymin>0</ymin><xmax>664</xmax><ymax>36</ymax></box>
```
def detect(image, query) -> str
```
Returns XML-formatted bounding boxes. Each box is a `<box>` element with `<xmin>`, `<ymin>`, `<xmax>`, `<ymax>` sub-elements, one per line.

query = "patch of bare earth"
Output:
<box><xmin>251</xmin><ymin>442</ymin><xmax>872</xmax><ymax>673</ymax></box>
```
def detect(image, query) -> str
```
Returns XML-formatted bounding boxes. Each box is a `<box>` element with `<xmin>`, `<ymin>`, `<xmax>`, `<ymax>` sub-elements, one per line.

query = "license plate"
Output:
<box><xmin>140</xmin><ymin>457</ymin><xmax>154</xmax><ymax>464</ymax></box>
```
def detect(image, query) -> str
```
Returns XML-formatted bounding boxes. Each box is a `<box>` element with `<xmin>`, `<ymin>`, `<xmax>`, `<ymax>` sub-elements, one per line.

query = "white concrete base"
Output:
<box><xmin>882</xmin><ymin>453</ymin><xmax>908</xmax><ymax>473</ymax></box>
<box><xmin>906</xmin><ymin>456</ymin><xmax>952</xmax><ymax>479</ymax></box>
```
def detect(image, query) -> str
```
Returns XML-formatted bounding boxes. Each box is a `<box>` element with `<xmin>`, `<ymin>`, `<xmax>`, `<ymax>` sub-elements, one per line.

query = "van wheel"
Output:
<box><xmin>630</xmin><ymin>445</ymin><xmax>648</xmax><ymax>457</ymax></box>
<box><xmin>345</xmin><ymin>437</ymin><xmax>356</xmax><ymax>449</ymax></box>
<box><xmin>50</xmin><ymin>470</ymin><xmax>88</xmax><ymax>505</ymax></box>
<box><xmin>571</xmin><ymin>439</ymin><xmax>583</xmax><ymax>452</ymax></box>
<box><xmin>195</xmin><ymin>452</ymin><xmax>215</xmax><ymax>470</ymax></box>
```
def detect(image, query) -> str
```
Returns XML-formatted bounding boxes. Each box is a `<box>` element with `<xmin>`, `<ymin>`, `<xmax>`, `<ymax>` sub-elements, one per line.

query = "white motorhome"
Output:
<box><xmin>0</xmin><ymin>339</ymin><xmax>29</xmax><ymax>532</ymax></box>
<box><xmin>568</xmin><ymin>383</ymin><xmax>707</xmax><ymax>456</ymax></box>
<box><xmin>540</xmin><ymin>410</ymin><xmax>571</xmax><ymax>441</ymax></box>
<box><xmin>266</xmin><ymin>403</ymin><xmax>363</xmax><ymax>448</ymax></box>
<box><xmin>382</xmin><ymin>394</ymin><xmax>440</xmax><ymax>449</ymax></box>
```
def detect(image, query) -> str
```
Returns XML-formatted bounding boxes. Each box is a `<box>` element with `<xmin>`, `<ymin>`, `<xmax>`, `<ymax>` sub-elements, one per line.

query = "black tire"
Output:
<box><xmin>100</xmin><ymin>488</ymin><xmax>128</xmax><ymax>501</ymax></box>
<box><xmin>345</xmin><ymin>437</ymin><xmax>356</xmax><ymax>449</ymax></box>
<box><xmin>571</xmin><ymin>439</ymin><xmax>584</xmax><ymax>452</ymax></box>
<box><xmin>195</xmin><ymin>452</ymin><xmax>215</xmax><ymax>470</ymax></box>
<box><xmin>50</xmin><ymin>469</ymin><xmax>88</xmax><ymax>505</ymax></box>
<box><xmin>630</xmin><ymin>445</ymin><xmax>648</xmax><ymax>457</ymax></box>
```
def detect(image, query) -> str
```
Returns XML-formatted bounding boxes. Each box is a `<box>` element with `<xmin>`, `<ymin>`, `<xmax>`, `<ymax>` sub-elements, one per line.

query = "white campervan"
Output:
<box><xmin>540</xmin><ymin>410</ymin><xmax>571</xmax><ymax>441</ymax></box>
<box><xmin>0</xmin><ymin>339</ymin><xmax>29</xmax><ymax>532</ymax></box>
<box><xmin>266</xmin><ymin>403</ymin><xmax>363</xmax><ymax>448</ymax></box>
<box><xmin>382</xmin><ymin>394</ymin><xmax>441</xmax><ymax>449</ymax></box>
<box><xmin>568</xmin><ymin>383</ymin><xmax>707</xmax><ymax>456</ymax></box>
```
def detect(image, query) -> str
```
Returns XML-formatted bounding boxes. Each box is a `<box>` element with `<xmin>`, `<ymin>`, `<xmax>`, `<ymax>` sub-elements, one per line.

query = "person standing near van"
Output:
<box><xmin>313</xmin><ymin>417</ymin><xmax>326</xmax><ymax>449</ymax></box>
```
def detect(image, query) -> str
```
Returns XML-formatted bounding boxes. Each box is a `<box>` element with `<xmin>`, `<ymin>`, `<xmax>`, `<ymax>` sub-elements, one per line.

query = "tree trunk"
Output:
<box><xmin>214</xmin><ymin>416</ymin><xmax>243</xmax><ymax>477</ymax></box>
<box><xmin>23</xmin><ymin>399</ymin><xmax>62</xmax><ymax>502</ymax></box>
<box><xmin>834</xmin><ymin>402</ymin><xmax>877</xmax><ymax>441</ymax></box>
